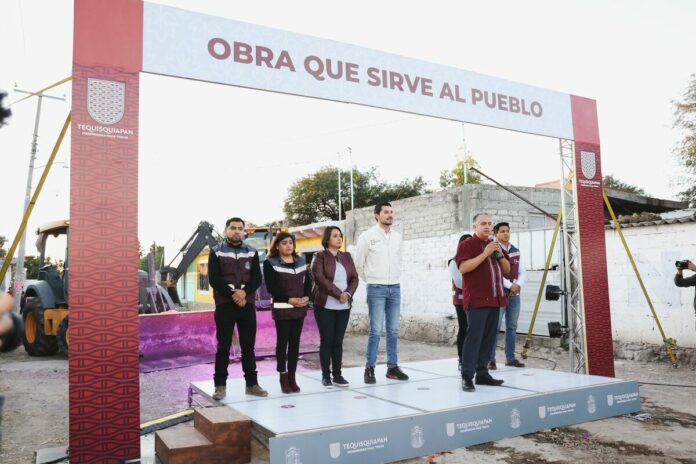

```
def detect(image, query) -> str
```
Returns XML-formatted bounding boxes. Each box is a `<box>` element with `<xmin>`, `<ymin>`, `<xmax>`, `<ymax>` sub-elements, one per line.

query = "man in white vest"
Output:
<box><xmin>355</xmin><ymin>202</ymin><xmax>409</xmax><ymax>384</ymax></box>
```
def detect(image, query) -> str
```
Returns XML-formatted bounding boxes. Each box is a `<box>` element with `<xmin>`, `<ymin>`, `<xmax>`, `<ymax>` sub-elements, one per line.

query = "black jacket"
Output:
<box><xmin>0</xmin><ymin>313</ymin><xmax>23</xmax><ymax>353</ymax></box>
<box><xmin>675</xmin><ymin>272</ymin><xmax>696</xmax><ymax>316</ymax></box>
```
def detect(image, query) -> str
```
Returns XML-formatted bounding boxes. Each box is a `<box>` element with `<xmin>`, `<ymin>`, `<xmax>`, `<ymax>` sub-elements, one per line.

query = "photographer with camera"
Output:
<box><xmin>675</xmin><ymin>259</ymin><xmax>696</xmax><ymax>317</ymax></box>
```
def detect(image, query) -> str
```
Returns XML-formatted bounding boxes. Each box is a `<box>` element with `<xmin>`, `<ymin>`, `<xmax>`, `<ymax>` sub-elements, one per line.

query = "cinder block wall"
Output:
<box><xmin>604</xmin><ymin>222</ymin><xmax>696</xmax><ymax>347</ymax></box>
<box><xmin>342</xmin><ymin>185</ymin><xmax>696</xmax><ymax>349</ymax></box>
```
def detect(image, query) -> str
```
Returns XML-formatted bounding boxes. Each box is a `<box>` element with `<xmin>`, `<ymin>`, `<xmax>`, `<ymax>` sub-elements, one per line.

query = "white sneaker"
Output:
<box><xmin>212</xmin><ymin>385</ymin><xmax>226</xmax><ymax>400</ymax></box>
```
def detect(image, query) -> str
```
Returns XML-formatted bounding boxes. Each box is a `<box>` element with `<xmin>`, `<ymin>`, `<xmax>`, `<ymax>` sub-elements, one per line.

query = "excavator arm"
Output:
<box><xmin>159</xmin><ymin>221</ymin><xmax>220</xmax><ymax>305</ymax></box>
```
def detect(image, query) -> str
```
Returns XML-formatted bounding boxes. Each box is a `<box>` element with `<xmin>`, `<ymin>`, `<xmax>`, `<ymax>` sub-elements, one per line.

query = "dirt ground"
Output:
<box><xmin>1</xmin><ymin>334</ymin><xmax>695</xmax><ymax>464</ymax></box>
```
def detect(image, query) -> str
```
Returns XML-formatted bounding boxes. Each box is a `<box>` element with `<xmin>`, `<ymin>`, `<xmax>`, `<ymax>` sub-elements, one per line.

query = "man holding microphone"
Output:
<box><xmin>456</xmin><ymin>213</ymin><xmax>510</xmax><ymax>392</ymax></box>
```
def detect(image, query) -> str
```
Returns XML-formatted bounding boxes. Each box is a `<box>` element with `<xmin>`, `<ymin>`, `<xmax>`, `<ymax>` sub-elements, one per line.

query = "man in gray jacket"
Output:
<box><xmin>355</xmin><ymin>202</ymin><xmax>409</xmax><ymax>384</ymax></box>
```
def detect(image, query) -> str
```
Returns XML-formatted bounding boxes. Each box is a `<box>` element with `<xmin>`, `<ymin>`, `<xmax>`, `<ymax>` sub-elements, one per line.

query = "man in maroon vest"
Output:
<box><xmin>489</xmin><ymin>222</ymin><xmax>526</xmax><ymax>369</ymax></box>
<box><xmin>208</xmin><ymin>217</ymin><xmax>267</xmax><ymax>400</ymax></box>
<box><xmin>456</xmin><ymin>213</ymin><xmax>510</xmax><ymax>392</ymax></box>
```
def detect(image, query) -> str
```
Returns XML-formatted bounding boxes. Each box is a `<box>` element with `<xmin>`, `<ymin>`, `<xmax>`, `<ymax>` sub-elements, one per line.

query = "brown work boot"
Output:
<box><xmin>245</xmin><ymin>384</ymin><xmax>268</xmax><ymax>397</ymax></box>
<box><xmin>279</xmin><ymin>372</ymin><xmax>292</xmax><ymax>394</ymax></box>
<box><xmin>488</xmin><ymin>361</ymin><xmax>497</xmax><ymax>370</ymax></box>
<box><xmin>288</xmin><ymin>372</ymin><xmax>301</xmax><ymax>393</ymax></box>
<box><xmin>212</xmin><ymin>385</ymin><xmax>226</xmax><ymax>401</ymax></box>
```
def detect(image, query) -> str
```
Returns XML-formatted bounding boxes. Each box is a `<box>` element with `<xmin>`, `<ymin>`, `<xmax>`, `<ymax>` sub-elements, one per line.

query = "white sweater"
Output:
<box><xmin>354</xmin><ymin>224</ymin><xmax>402</xmax><ymax>285</ymax></box>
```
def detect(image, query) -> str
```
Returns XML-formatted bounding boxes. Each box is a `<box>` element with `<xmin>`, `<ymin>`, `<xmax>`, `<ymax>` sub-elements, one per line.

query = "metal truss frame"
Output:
<box><xmin>558</xmin><ymin>139</ymin><xmax>587</xmax><ymax>374</ymax></box>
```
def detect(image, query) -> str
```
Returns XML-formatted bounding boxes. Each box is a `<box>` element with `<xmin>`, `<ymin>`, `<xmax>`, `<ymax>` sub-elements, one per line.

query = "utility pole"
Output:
<box><xmin>12</xmin><ymin>86</ymin><xmax>66</xmax><ymax>311</ymax></box>
<box><xmin>348</xmin><ymin>147</ymin><xmax>354</xmax><ymax>213</ymax></box>
<box><xmin>337</xmin><ymin>152</ymin><xmax>342</xmax><ymax>221</ymax></box>
<box><xmin>460</xmin><ymin>123</ymin><xmax>472</xmax><ymax>231</ymax></box>
<box><xmin>461</xmin><ymin>123</ymin><xmax>468</xmax><ymax>185</ymax></box>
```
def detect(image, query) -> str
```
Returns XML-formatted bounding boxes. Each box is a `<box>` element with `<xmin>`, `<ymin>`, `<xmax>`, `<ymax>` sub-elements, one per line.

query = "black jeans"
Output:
<box><xmin>461</xmin><ymin>307</ymin><xmax>500</xmax><ymax>380</ymax></box>
<box><xmin>314</xmin><ymin>306</ymin><xmax>351</xmax><ymax>379</ymax></box>
<box><xmin>275</xmin><ymin>317</ymin><xmax>305</xmax><ymax>372</ymax></box>
<box><xmin>214</xmin><ymin>303</ymin><xmax>258</xmax><ymax>387</ymax></box>
<box><xmin>454</xmin><ymin>304</ymin><xmax>468</xmax><ymax>361</ymax></box>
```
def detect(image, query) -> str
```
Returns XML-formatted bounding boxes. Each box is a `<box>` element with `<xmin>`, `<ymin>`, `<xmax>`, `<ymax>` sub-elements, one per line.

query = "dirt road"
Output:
<box><xmin>1</xmin><ymin>335</ymin><xmax>695</xmax><ymax>463</ymax></box>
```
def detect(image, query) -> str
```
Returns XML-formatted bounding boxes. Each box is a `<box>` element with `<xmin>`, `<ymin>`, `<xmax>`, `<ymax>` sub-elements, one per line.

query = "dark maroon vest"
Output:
<box><xmin>212</xmin><ymin>241</ymin><xmax>257</xmax><ymax>306</ymax></box>
<box><xmin>267</xmin><ymin>256</ymin><xmax>308</xmax><ymax>320</ymax></box>
<box><xmin>502</xmin><ymin>243</ymin><xmax>520</xmax><ymax>282</ymax></box>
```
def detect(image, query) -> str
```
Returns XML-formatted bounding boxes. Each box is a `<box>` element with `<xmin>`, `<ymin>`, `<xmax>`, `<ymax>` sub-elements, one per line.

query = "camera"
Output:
<box><xmin>675</xmin><ymin>260</ymin><xmax>690</xmax><ymax>270</ymax></box>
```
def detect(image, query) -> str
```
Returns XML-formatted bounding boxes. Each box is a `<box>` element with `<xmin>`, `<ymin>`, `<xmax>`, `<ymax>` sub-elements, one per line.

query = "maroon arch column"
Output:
<box><xmin>70</xmin><ymin>1</ymin><xmax>143</xmax><ymax>461</ymax></box>
<box><xmin>571</xmin><ymin>96</ymin><xmax>615</xmax><ymax>377</ymax></box>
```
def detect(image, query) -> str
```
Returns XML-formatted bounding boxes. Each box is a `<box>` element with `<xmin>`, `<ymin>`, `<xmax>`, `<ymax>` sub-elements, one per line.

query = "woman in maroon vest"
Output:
<box><xmin>263</xmin><ymin>232</ymin><xmax>313</xmax><ymax>394</ymax></box>
<box><xmin>311</xmin><ymin>226</ymin><xmax>359</xmax><ymax>387</ymax></box>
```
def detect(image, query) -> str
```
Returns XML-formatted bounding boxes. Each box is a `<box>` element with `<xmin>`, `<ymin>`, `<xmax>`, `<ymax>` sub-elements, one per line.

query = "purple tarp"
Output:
<box><xmin>138</xmin><ymin>309</ymin><xmax>320</xmax><ymax>372</ymax></box>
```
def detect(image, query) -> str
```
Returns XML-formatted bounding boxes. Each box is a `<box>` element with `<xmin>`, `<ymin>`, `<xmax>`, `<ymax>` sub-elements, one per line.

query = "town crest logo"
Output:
<box><xmin>510</xmin><ymin>408</ymin><xmax>521</xmax><ymax>429</ymax></box>
<box><xmin>285</xmin><ymin>446</ymin><xmax>301</xmax><ymax>464</ymax></box>
<box><xmin>87</xmin><ymin>78</ymin><xmax>125</xmax><ymax>125</ymax></box>
<box><xmin>587</xmin><ymin>395</ymin><xmax>597</xmax><ymax>414</ymax></box>
<box><xmin>580</xmin><ymin>151</ymin><xmax>597</xmax><ymax>179</ymax></box>
<box><xmin>410</xmin><ymin>425</ymin><xmax>424</xmax><ymax>448</ymax></box>
<box><xmin>329</xmin><ymin>442</ymin><xmax>341</xmax><ymax>459</ymax></box>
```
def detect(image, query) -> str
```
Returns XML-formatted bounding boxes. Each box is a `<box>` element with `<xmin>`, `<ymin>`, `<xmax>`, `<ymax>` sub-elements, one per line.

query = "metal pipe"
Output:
<box><xmin>603</xmin><ymin>189</ymin><xmax>678</xmax><ymax>366</ymax></box>
<box><xmin>468</xmin><ymin>166</ymin><xmax>557</xmax><ymax>220</ymax></box>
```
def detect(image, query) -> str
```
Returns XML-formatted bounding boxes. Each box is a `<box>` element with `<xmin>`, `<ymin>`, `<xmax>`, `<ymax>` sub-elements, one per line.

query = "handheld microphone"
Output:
<box><xmin>488</xmin><ymin>236</ymin><xmax>503</xmax><ymax>260</ymax></box>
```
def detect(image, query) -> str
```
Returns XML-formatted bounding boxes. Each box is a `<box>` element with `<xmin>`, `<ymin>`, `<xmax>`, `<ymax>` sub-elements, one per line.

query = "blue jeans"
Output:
<box><xmin>365</xmin><ymin>284</ymin><xmax>401</xmax><ymax>368</ymax></box>
<box><xmin>491</xmin><ymin>293</ymin><xmax>521</xmax><ymax>362</ymax></box>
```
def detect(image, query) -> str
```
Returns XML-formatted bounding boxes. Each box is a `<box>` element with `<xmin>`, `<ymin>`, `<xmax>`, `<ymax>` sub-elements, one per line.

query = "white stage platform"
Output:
<box><xmin>190</xmin><ymin>359</ymin><xmax>640</xmax><ymax>463</ymax></box>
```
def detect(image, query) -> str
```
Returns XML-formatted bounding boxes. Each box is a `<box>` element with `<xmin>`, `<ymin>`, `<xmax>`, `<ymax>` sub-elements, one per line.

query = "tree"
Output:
<box><xmin>283</xmin><ymin>166</ymin><xmax>430</xmax><ymax>225</ymax></box>
<box><xmin>139</xmin><ymin>242</ymin><xmax>165</xmax><ymax>272</ymax></box>
<box><xmin>0</xmin><ymin>235</ymin><xmax>6</xmax><ymax>260</ymax></box>
<box><xmin>602</xmin><ymin>174</ymin><xmax>646</xmax><ymax>195</ymax></box>
<box><xmin>673</xmin><ymin>74</ymin><xmax>696</xmax><ymax>207</ymax></box>
<box><xmin>439</xmin><ymin>155</ymin><xmax>482</xmax><ymax>189</ymax></box>
<box><xmin>24</xmin><ymin>256</ymin><xmax>54</xmax><ymax>279</ymax></box>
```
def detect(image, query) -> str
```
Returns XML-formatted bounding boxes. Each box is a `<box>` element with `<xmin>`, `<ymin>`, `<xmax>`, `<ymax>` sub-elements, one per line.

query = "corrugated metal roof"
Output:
<box><xmin>605</xmin><ymin>210</ymin><xmax>696</xmax><ymax>229</ymax></box>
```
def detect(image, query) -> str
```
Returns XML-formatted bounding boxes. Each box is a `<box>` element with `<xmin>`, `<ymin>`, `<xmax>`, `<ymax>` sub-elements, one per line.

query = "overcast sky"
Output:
<box><xmin>1</xmin><ymin>0</ymin><xmax>694</xmax><ymax>261</ymax></box>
